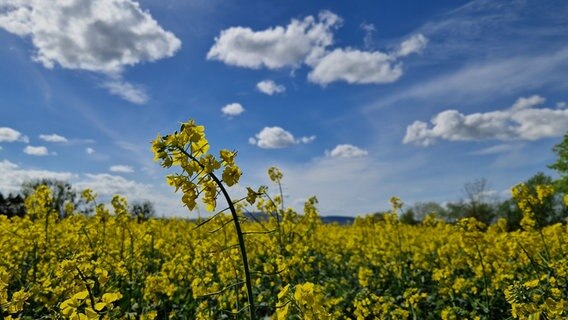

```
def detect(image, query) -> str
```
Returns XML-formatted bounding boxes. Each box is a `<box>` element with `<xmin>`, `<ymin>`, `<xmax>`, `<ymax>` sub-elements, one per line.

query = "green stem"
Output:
<box><xmin>179</xmin><ymin>148</ymin><xmax>255</xmax><ymax>319</ymax></box>
<box><xmin>44</xmin><ymin>211</ymin><xmax>49</xmax><ymax>246</ymax></box>
<box><xmin>473</xmin><ymin>241</ymin><xmax>491</xmax><ymax>317</ymax></box>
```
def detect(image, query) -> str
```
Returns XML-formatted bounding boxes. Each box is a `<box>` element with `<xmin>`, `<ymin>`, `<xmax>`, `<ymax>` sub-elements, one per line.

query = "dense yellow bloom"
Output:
<box><xmin>221</xmin><ymin>165</ymin><xmax>241</xmax><ymax>187</ymax></box>
<box><xmin>1</xmin><ymin>187</ymin><xmax>568</xmax><ymax>319</ymax></box>
<box><xmin>219</xmin><ymin>149</ymin><xmax>236</xmax><ymax>166</ymax></box>
<box><xmin>2</xmin><ymin>119</ymin><xmax>567</xmax><ymax>319</ymax></box>
<box><xmin>94</xmin><ymin>292</ymin><xmax>122</xmax><ymax>311</ymax></box>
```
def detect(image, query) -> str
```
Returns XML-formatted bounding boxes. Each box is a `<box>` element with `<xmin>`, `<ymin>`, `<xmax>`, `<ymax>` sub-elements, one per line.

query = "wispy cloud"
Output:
<box><xmin>0</xmin><ymin>160</ymin><xmax>76</xmax><ymax>193</ymax></box>
<box><xmin>365</xmin><ymin>47</ymin><xmax>568</xmax><ymax>111</ymax></box>
<box><xmin>360</xmin><ymin>22</ymin><xmax>376</xmax><ymax>48</ymax></box>
<box><xmin>469</xmin><ymin>143</ymin><xmax>525</xmax><ymax>156</ymax></box>
<box><xmin>364</xmin><ymin>0</ymin><xmax>568</xmax><ymax>111</ymax></box>
<box><xmin>110</xmin><ymin>165</ymin><xmax>135</xmax><ymax>173</ymax></box>
<box><xmin>396</xmin><ymin>34</ymin><xmax>428</xmax><ymax>57</ymax></box>
<box><xmin>101</xmin><ymin>78</ymin><xmax>149</xmax><ymax>105</ymax></box>
<box><xmin>400</xmin><ymin>0</ymin><xmax>567</xmax><ymax>72</ymax></box>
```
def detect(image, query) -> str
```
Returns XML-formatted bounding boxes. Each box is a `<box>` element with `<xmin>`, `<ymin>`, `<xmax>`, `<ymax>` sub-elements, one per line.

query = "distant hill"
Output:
<box><xmin>321</xmin><ymin>215</ymin><xmax>355</xmax><ymax>225</ymax></box>
<box><xmin>243</xmin><ymin>212</ymin><xmax>355</xmax><ymax>225</ymax></box>
<box><xmin>188</xmin><ymin>212</ymin><xmax>355</xmax><ymax>225</ymax></box>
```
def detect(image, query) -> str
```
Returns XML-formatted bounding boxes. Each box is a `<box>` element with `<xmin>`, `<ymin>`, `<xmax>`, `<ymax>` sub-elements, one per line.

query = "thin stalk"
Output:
<box><xmin>473</xmin><ymin>241</ymin><xmax>491</xmax><ymax>317</ymax></box>
<box><xmin>120</xmin><ymin>226</ymin><xmax>125</xmax><ymax>260</ymax></box>
<box><xmin>538</xmin><ymin>229</ymin><xmax>551</xmax><ymax>262</ymax></box>
<box><xmin>178</xmin><ymin>148</ymin><xmax>255</xmax><ymax>320</ymax></box>
<box><xmin>76</xmin><ymin>266</ymin><xmax>97</xmax><ymax>310</ymax></box>
<box><xmin>211</xmin><ymin>174</ymin><xmax>254</xmax><ymax>318</ymax></box>
<box><xmin>262</xmin><ymin>191</ymin><xmax>284</xmax><ymax>254</ymax></box>
<box><xmin>277</xmin><ymin>179</ymin><xmax>284</xmax><ymax>212</ymax></box>
<box><xmin>44</xmin><ymin>211</ymin><xmax>49</xmax><ymax>246</ymax></box>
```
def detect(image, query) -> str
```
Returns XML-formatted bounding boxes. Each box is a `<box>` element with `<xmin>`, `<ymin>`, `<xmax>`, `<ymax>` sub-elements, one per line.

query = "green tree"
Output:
<box><xmin>442</xmin><ymin>178</ymin><xmax>497</xmax><ymax>225</ymax></box>
<box><xmin>130</xmin><ymin>200</ymin><xmax>155</xmax><ymax>222</ymax></box>
<box><xmin>463</xmin><ymin>178</ymin><xmax>497</xmax><ymax>224</ymax></box>
<box><xmin>413</xmin><ymin>201</ymin><xmax>448</xmax><ymax>220</ymax></box>
<box><xmin>399</xmin><ymin>209</ymin><xmax>419</xmax><ymax>225</ymax></box>
<box><xmin>549</xmin><ymin>132</ymin><xmax>568</xmax><ymax>193</ymax></box>
<box><xmin>21</xmin><ymin>179</ymin><xmax>80</xmax><ymax>218</ymax></box>
<box><xmin>0</xmin><ymin>193</ymin><xmax>25</xmax><ymax>218</ymax></box>
<box><xmin>497</xmin><ymin>172</ymin><xmax>566</xmax><ymax>230</ymax></box>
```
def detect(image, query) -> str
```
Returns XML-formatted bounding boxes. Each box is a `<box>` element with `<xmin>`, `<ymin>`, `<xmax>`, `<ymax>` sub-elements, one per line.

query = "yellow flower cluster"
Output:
<box><xmin>511</xmin><ymin>183</ymin><xmax>556</xmax><ymax>230</ymax></box>
<box><xmin>152</xmin><ymin>119</ymin><xmax>241</xmax><ymax>212</ymax></box>
<box><xmin>2</xmin><ymin>185</ymin><xmax>567</xmax><ymax>319</ymax></box>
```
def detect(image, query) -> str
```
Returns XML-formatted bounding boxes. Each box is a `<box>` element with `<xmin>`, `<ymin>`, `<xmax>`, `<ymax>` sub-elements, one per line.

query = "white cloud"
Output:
<box><xmin>0</xmin><ymin>0</ymin><xmax>181</xmax><ymax>74</ymax></box>
<box><xmin>75</xmin><ymin>173</ymin><xmax>186</xmax><ymax>216</ymax></box>
<box><xmin>397</xmin><ymin>34</ymin><xmax>428</xmax><ymax>57</ymax></box>
<box><xmin>308</xmin><ymin>48</ymin><xmax>403</xmax><ymax>85</ymax></box>
<box><xmin>0</xmin><ymin>0</ymin><xmax>180</xmax><ymax>103</ymax></box>
<box><xmin>77</xmin><ymin>173</ymin><xmax>144</xmax><ymax>195</ymax></box>
<box><xmin>86</xmin><ymin>147</ymin><xmax>96</xmax><ymax>154</ymax></box>
<box><xmin>256</xmin><ymin>80</ymin><xmax>285</xmax><ymax>95</ymax></box>
<box><xmin>244</xmin><ymin>156</ymin><xmax>387</xmax><ymax>216</ymax></box>
<box><xmin>326</xmin><ymin>144</ymin><xmax>368</xmax><ymax>158</ymax></box>
<box><xmin>221</xmin><ymin>103</ymin><xmax>245</xmax><ymax>117</ymax></box>
<box><xmin>207</xmin><ymin>9</ymin><xmax>425</xmax><ymax>86</ymax></box>
<box><xmin>0</xmin><ymin>127</ymin><xmax>29</xmax><ymax>143</ymax></box>
<box><xmin>249</xmin><ymin>127</ymin><xmax>315</xmax><ymax>149</ymax></box>
<box><xmin>101</xmin><ymin>78</ymin><xmax>149</xmax><ymax>104</ymax></box>
<box><xmin>207</xmin><ymin>11</ymin><xmax>341</xmax><ymax>69</ymax></box>
<box><xmin>0</xmin><ymin>159</ymin><xmax>76</xmax><ymax>193</ymax></box>
<box><xmin>0</xmin><ymin>159</ymin><xmax>184</xmax><ymax>216</ymax></box>
<box><xmin>39</xmin><ymin>133</ymin><xmax>68</xmax><ymax>143</ymax></box>
<box><xmin>556</xmin><ymin>101</ymin><xmax>567</xmax><ymax>109</ymax></box>
<box><xmin>24</xmin><ymin>145</ymin><xmax>49</xmax><ymax>156</ymax></box>
<box><xmin>110</xmin><ymin>165</ymin><xmax>134</xmax><ymax>173</ymax></box>
<box><xmin>307</xmin><ymin>33</ymin><xmax>426</xmax><ymax>85</ymax></box>
<box><xmin>250</xmin><ymin>127</ymin><xmax>294</xmax><ymax>148</ymax></box>
<box><xmin>404</xmin><ymin>95</ymin><xmax>568</xmax><ymax>146</ymax></box>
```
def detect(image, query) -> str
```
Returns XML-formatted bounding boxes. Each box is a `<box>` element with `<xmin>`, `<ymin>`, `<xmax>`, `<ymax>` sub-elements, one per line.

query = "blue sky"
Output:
<box><xmin>1</xmin><ymin>0</ymin><xmax>567</xmax><ymax>217</ymax></box>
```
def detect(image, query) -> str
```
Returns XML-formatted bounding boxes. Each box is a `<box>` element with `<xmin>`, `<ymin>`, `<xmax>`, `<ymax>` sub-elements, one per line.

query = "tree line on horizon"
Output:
<box><xmin>2</xmin><ymin>132</ymin><xmax>568</xmax><ymax>231</ymax></box>
<box><xmin>373</xmin><ymin>132</ymin><xmax>568</xmax><ymax>230</ymax></box>
<box><xmin>0</xmin><ymin>178</ymin><xmax>155</xmax><ymax>222</ymax></box>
